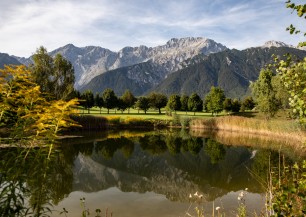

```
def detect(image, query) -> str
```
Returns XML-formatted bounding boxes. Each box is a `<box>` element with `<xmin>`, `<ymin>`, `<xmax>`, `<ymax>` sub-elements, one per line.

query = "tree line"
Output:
<box><xmin>2</xmin><ymin>44</ymin><xmax>302</xmax><ymax>121</ymax></box>
<box><xmin>75</xmin><ymin>87</ymin><xmax>256</xmax><ymax>115</ymax></box>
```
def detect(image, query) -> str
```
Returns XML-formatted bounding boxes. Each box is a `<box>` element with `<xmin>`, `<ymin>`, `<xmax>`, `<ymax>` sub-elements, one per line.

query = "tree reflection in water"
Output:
<box><xmin>204</xmin><ymin>138</ymin><xmax>226</xmax><ymax>164</ymax></box>
<box><xmin>0</xmin><ymin>146</ymin><xmax>73</xmax><ymax>216</ymax></box>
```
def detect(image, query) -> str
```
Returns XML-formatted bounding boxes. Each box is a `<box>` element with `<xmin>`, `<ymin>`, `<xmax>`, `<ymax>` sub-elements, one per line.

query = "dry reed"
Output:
<box><xmin>190</xmin><ymin>116</ymin><xmax>305</xmax><ymax>144</ymax></box>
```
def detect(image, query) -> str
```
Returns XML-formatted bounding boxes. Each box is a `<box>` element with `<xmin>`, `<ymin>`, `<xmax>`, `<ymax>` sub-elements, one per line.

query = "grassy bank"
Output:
<box><xmin>72</xmin><ymin>108</ymin><xmax>306</xmax><ymax>147</ymax></box>
<box><xmin>70</xmin><ymin>114</ymin><xmax>171</xmax><ymax>130</ymax></box>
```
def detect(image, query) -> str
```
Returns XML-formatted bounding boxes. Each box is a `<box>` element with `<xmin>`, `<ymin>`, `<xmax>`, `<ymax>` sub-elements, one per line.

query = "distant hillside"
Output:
<box><xmin>151</xmin><ymin>47</ymin><xmax>306</xmax><ymax>98</ymax></box>
<box><xmin>0</xmin><ymin>53</ymin><xmax>21</xmax><ymax>68</ymax></box>
<box><xmin>80</xmin><ymin>61</ymin><xmax>164</xmax><ymax>96</ymax></box>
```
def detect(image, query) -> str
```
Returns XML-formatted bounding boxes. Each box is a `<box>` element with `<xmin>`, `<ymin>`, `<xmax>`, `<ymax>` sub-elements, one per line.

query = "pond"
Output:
<box><xmin>0</xmin><ymin>129</ymin><xmax>303</xmax><ymax>217</ymax></box>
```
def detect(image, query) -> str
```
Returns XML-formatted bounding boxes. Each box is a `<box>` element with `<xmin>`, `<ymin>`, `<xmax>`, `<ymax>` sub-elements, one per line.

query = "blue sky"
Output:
<box><xmin>0</xmin><ymin>0</ymin><xmax>305</xmax><ymax>57</ymax></box>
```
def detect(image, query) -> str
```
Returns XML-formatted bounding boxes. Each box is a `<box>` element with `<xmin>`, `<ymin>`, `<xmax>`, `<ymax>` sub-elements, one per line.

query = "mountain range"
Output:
<box><xmin>2</xmin><ymin>37</ymin><xmax>306</xmax><ymax>98</ymax></box>
<box><xmin>0</xmin><ymin>52</ymin><xmax>21</xmax><ymax>68</ymax></box>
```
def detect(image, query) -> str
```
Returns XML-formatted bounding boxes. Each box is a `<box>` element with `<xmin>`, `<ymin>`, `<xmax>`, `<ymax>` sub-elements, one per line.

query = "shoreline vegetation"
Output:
<box><xmin>189</xmin><ymin>116</ymin><xmax>305</xmax><ymax>143</ymax></box>
<box><xmin>69</xmin><ymin>111</ymin><xmax>305</xmax><ymax>150</ymax></box>
<box><xmin>1</xmin><ymin>111</ymin><xmax>305</xmax><ymax>153</ymax></box>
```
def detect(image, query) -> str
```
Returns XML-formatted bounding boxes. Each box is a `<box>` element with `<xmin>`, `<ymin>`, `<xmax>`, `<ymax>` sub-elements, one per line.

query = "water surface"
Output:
<box><xmin>1</xmin><ymin>129</ymin><xmax>302</xmax><ymax>216</ymax></box>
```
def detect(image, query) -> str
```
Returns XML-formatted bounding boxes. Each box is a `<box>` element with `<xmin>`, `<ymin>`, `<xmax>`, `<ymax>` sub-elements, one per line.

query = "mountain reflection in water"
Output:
<box><xmin>2</xmin><ymin>129</ymin><xmax>300</xmax><ymax>216</ymax></box>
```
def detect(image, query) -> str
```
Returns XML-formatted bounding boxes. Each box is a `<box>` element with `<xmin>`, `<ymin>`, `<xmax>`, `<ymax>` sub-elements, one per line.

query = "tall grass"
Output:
<box><xmin>190</xmin><ymin>116</ymin><xmax>305</xmax><ymax>143</ymax></box>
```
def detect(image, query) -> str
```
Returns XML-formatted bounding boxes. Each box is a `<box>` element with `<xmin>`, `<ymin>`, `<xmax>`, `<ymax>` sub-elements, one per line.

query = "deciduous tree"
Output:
<box><xmin>121</xmin><ymin>90</ymin><xmax>136</xmax><ymax>114</ymax></box>
<box><xmin>251</xmin><ymin>69</ymin><xmax>279</xmax><ymax>118</ymax></box>
<box><xmin>277</xmin><ymin>59</ymin><xmax>306</xmax><ymax>119</ymax></box>
<box><xmin>223</xmin><ymin>98</ymin><xmax>233</xmax><ymax>112</ymax></box>
<box><xmin>188</xmin><ymin>93</ymin><xmax>203</xmax><ymax>116</ymax></box>
<box><xmin>205</xmin><ymin>87</ymin><xmax>225</xmax><ymax>116</ymax></box>
<box><xmin>231</xmin><ymin>99</ymin><xmax>241</xmax><ymax>113</ymax></box>
<box><xmin>95</xmin><ymin>93</ymin><xmax>104</xmax><ymax>114</ymax></box>
<box><xmin>0</xmin><ymin>65</ymin><xmax>78</xmax><ymax>152</ymax></box>
<box><xmin>180</xmin><ymin>95</ymin><xmax>189</xmax><ymax>114</ymax></box>
<box><xmin>135</xmin><ymin>97</ymin><xmax>150</xmax><ymax>114</ymax></box>
<box><xmin>272</xmin><ymin>74</ymin><xmax>290</xmax><ymax>110</ymax></box>
<box><xmin>117</xmin><ymin>97</ymin><xmax>128</xmax><ymax>113</ymax></box>
<box><xmin>167</xmin><ymin>94</ymin><xmax>181</xmax><ymax>114</ymax></box>
<box><xmin>52</xmin><ymin>53</ymin><xmax>75</xmax><ymax>100</ymax></box>
<box><xmin>242</xmin><ymin>96</ymin><xmax>255</xmax><ymax>111</ymax></box>
<box><xmin>81</xmin><ymin>90</ymin><xmax>94</xmax><ymax>114</ymax></box>
<box><xmin>148</xmin><ymin>92</ymin><xmax>167</xmax><ymax>114</ymax></box>
<box><xmin>30</xmin><ymin>46</ymin><xmax>75</xmax><ymax>100</ymax></box>
<box><xmin>102</xmin><ymin>88</ymin><xmax>118</xmax><ymax>114</ymax></box>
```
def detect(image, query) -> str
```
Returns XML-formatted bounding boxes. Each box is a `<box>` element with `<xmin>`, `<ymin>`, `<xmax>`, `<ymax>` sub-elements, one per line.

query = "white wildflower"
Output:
<box><xmin>216</xmin><ymin>206</ymin><xmax>221</xmax><ymax>211</ymax></box>
<box><xmin>239</xmin><ymin>192</ymin><xmax>244</xmax><ymax>197</ymax></box>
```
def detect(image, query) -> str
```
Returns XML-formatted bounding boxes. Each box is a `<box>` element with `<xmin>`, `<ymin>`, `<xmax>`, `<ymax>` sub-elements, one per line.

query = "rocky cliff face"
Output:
<box><xmin>16</xmin><ymin>37</ymin><xmax>227</xmax><ymax>89</ymax></box>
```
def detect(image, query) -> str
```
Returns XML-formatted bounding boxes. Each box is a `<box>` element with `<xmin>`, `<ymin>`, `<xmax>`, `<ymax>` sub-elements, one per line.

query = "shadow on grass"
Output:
<box><xmin>232</xmin><ymin>112</ymin><xmax>258</xmax><ymax>118</ymax></box>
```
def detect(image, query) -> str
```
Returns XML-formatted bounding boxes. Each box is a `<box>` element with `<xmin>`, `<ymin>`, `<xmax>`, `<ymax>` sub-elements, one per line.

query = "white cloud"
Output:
<box><xmin>0</xmin><ymin>0</ymin><xmax>304</xmax><ymax>57</ymax></box>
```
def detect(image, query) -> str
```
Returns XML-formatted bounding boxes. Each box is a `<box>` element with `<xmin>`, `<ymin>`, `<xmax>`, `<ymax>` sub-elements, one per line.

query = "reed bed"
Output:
<box><xmin>190</xmin><ymin>116</ymin><xmax>306</xmax><ymax>150</ymax></box>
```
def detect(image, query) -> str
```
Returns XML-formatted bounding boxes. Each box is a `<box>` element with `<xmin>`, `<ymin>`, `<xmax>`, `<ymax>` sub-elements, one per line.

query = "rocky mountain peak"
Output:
<box><xmin>14</xmin><ymin>37</ymin><xmax>228</xmax><ymax>89</ymax></box>
<box><xmin>261</xmin><ymin>40</ymin><xmax>292</xmax><ymax>48</ymax></box>
<box><xmin>63</xmin><ymin>43</ymin><xmax>77</xmax><ymax>49</ymax></box>
<box><xmin>163</xmin><ymin>37</ymin><xmax>221</xmax><ymax>50</ymax></box>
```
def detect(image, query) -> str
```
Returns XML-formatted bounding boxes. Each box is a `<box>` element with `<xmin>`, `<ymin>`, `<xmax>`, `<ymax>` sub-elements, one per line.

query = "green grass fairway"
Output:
<box><xmin>77</xmin><ymin>106</ymin><xmax>299</xmax><ymax>122</ymax></box>
<box><xmin>78</xmin><ymin>106</ymin><xmax>218</xmax><ymax>120</ymax></box>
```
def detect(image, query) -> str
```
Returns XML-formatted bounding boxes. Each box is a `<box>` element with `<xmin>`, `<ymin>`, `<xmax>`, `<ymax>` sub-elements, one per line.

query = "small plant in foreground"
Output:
<box><xmin>186</xmin><ymin>191</ymin><xmax>226</xmax><ymax>217</ymax></box>
<box><xmin>236</xmin><ymin>189</ymin><xmax>248</xmax><ymax>217</ymax></box>
<box><xmin>269</xmin><ymin>159</ymin><xmax>306</xmax><ymax>216</ymax></box>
